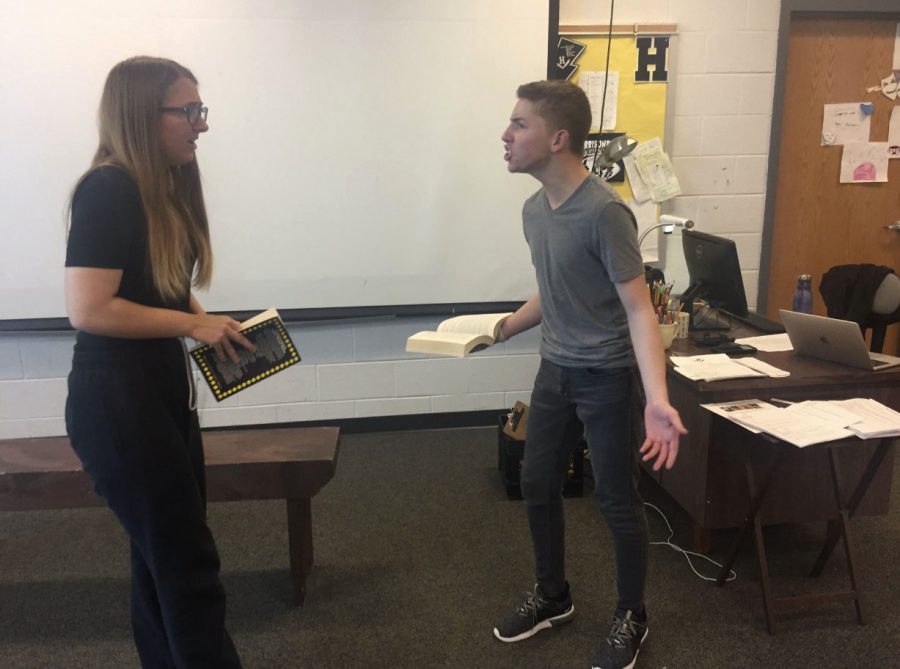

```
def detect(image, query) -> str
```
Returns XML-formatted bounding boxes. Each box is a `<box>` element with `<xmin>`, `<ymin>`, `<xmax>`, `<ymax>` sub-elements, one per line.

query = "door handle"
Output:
<box><xmin>886</xmin><ymin>222</ymin><xmax>900</xmax><ymax>232</ymax></box>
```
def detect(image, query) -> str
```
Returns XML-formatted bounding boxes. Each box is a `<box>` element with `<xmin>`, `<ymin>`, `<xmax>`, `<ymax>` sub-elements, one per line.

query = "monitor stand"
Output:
<box><xmin>679</xmin><ymin>282</ymin><xmax>729</xmax><ymax>333</ymax></box>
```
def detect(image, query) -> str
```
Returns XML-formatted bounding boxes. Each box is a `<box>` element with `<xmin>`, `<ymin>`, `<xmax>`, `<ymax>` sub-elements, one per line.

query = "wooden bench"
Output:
<box><xmin>0</xmin><ymin>426</ymin><xmax>341</xmax><ymax>606</ymax></box>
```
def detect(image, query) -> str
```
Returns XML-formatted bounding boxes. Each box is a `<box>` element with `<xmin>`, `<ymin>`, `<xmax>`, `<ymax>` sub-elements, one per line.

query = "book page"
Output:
<box><xmin>240</xmin><ymin>307</ymin><xmax>280</xmax><ymax>330</ymax></box>
<box><xmin>409</xmin><ymin>331</ymin><xmax>481</xmax><ymax>345</ymax></box>
<box><xmin>436</xmin><ymin>312</ymin><xmax>512</xmax><ymax>338</ymax></box>
<box><xmin>406</xmin><ymin>330</ymin><xmax>490</xmax><ymax>357</ymax></box>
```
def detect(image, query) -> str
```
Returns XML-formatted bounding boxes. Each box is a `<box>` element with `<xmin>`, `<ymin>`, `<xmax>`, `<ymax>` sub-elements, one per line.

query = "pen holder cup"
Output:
<box><xmin>659</xmin><ymin>322</ymin><xmax>678</xmax><ymax>350</ymax></box>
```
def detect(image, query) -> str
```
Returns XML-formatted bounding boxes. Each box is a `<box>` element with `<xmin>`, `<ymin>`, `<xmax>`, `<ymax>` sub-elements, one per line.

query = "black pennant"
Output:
<box><xmin>554</xmin><ymin>37</ymin><xmax>586</xmax><ymax>80</ymax></box>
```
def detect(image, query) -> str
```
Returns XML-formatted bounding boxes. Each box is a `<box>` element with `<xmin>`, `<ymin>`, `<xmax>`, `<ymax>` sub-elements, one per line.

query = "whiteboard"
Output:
<box><xmin>0</xmin><ymin>1</ymin><xmax>549</xmax><ymax>320</ymax></box>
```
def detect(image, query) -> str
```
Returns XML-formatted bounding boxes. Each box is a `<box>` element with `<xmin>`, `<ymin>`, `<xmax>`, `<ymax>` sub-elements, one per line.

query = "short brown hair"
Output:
<box><xmin>516</xmin><ymin>80</ymin><xmax>591</xmax><ymax>156</ymax></box>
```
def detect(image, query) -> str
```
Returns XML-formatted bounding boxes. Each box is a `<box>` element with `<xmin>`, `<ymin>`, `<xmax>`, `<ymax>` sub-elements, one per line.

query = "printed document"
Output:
<box><xmin>632</xmin><ymin>138</ymin><xmax>681</xmax><ymax>203</ymax></box>
<box><xmin>669</xmin><ymin>353</ymin><xmax>764</xmax><ymax>382</ymax></box>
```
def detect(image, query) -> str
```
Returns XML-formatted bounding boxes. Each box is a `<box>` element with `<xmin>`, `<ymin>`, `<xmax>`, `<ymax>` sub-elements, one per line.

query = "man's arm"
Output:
<box><xmin>497</xmin><ymin>293</ymin><xmax>542</xmax><ymax>341</ymax></box>
<box><xmin>615</xmin><ymin>274</ymin><xmax>687</xmax><ymax>470</ymax></box>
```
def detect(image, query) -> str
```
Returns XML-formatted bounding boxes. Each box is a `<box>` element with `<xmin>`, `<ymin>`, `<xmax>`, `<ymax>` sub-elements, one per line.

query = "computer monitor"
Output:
<box><xmin>680</xmin><ymin>229</ymin><xmax>748</xmax><ymax>330</ymax></box>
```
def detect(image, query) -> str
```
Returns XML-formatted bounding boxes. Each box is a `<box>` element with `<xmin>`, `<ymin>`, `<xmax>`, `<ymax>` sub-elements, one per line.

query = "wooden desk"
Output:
<box><xmin>712</xmin><ymin>423</ymin><xmax>893</xmax><ymax>633</ymax></box>
<box><xmin>649</xmin><ymin>330</ymin><xmax>899</xmax><ymax>550</ymax></box>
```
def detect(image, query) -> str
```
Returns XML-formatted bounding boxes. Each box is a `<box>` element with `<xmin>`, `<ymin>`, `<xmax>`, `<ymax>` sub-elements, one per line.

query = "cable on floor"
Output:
<box><xmin>644</xmin><ymin>501</ymin><xmax>737</xmax><ymax>582</ymax></box>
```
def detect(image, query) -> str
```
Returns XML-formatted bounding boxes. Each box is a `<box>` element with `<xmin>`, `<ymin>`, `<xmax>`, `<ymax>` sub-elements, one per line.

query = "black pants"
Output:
<box><xmin>66</xmin><ymin>345</ymin><xmax>241</xmax><ymax>668</ymax></box>
<box><xmin>522</xmin><ymin>360</ymin><xmax>648</xmax><ymax>613</ymax></box>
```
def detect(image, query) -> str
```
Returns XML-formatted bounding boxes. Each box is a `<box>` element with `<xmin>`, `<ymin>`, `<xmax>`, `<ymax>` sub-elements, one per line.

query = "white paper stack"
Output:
<box><xmin>833</xmin><ymin>398</ymin><xmax>900</xmax><ymax>438</ymax></box>
<box><xmin>702</xmin><ymin>397</ymin><xmax>900</xmax><ymax>447</ymax></box>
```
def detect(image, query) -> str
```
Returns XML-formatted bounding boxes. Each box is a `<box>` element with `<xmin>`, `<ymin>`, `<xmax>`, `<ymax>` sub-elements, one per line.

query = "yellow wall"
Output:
<box><xmin>569</xmin><ymin>35</ymin><xmax>669</xmax><ymax>201</ymax></box>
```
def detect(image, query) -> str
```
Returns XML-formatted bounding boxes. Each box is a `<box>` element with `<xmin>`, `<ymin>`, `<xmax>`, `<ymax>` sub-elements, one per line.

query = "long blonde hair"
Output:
<box><xmin>75</xmin><ymin>56</ymin><xmax>212</xmax><ymax>302</ymax></box>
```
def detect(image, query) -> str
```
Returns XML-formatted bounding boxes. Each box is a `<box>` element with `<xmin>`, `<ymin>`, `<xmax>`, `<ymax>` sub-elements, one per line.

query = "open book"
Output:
<box><xmin>190</xmin><ymin>308</ymin><xmax>301</xmax><ymax>401</ymax></box>
<box><xmin>405</xmin><ymin>312</ymin><xmax>512</xmax><ymax>358</ymax></box>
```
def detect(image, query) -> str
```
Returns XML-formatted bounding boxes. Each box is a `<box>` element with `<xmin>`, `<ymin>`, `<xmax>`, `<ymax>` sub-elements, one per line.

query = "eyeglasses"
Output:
<box><xmin>159</xmin><ymin>103</ymin><xmax>208</xmax><ymax>125</ymax></box>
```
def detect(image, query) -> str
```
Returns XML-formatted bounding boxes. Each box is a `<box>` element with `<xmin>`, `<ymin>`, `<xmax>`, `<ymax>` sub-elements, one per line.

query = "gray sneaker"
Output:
<box><xmin>493</xmin><ymin>584</ymin><xmax>575</xmax><ymax>643</ymax></box>
<box><xmin>591</xmin><ymin>610</ymin><xmax>648</xmax><ymax>669</ymax></box>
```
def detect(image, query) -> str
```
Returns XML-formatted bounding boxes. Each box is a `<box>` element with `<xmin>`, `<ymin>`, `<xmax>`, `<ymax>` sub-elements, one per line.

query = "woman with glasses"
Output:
<box><xmin>64</xmin><ymin>56</ymin><xmax>250</xmax><ymax>668</ymax></box>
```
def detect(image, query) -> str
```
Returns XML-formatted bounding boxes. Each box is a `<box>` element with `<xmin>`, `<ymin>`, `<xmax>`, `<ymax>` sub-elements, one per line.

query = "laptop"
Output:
<box><xmin>779</xmin><ymin>310</ymin><xmax>900</xmax><ymax>371</ymax></box>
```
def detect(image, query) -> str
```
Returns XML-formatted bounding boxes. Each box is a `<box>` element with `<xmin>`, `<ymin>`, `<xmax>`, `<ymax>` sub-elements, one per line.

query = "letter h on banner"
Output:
<box><xmin>635</xmin><ymin>36</ymin><xmax>669</xmax><ymax>82</ymax></box>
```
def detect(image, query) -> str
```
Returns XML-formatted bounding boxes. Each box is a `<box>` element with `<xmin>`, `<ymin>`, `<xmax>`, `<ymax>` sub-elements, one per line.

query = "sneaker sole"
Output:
<box><xmin>591</xmin><ymin>628</ymin><xmax>648</xmax><ymax>669</ymax></box>
<box><xmin>492</xmin><ymin>604</ymin><xmax>575</xmax><ymax>643</ymax></box>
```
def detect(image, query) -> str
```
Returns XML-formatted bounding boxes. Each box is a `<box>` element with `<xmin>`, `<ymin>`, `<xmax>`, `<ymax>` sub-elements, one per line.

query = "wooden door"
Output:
<box><xmin>766</xmin><ymin>14</ymin><xmax>900</xmax><ymax>353</ymax></box>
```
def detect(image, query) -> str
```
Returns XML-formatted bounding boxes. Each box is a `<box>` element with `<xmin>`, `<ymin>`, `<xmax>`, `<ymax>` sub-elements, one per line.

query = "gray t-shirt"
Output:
<box><xmin>523</xmin><ymin>174</ymin><xmax>644</xmax><ymax>368</ymax></box>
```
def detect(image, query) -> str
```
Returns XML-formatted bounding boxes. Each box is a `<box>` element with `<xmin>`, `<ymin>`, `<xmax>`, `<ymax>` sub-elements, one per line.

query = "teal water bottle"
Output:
<box><xmin>792</xmin><ymin>274</ymin><xmax>813</xmax><ymax>313</ymax></box>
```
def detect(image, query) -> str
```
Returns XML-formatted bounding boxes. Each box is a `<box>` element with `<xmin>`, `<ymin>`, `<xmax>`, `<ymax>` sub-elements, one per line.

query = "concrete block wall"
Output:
<box><xmin>562</xmin><ymin>0</ymin><xmax>780</xmax><ymax>308</ymax></box>
<box><xmin>1</xmin><ymin>0</ymin><xmax>781</xmax><ymax>434</ymax></box>
<box><xmin>0</xmin><ymin>318</ymin><xmax>540</xmax><ymax>438</ymax></box>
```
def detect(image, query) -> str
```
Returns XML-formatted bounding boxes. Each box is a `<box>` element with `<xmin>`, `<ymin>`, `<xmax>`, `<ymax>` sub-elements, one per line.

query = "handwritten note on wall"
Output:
<box><xmin>578</xmin><ymin>71</ymin><xmax>619</xmax><ymax>131</ymax></box>
<box><xmin>821</xmin><ymin>103</ymin><xmax>871</xmax><ymax>146</ymax></box>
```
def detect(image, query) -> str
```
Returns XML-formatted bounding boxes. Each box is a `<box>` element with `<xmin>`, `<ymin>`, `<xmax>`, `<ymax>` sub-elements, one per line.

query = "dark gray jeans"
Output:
<box><xmin>521</xmin><ymin>358</ymin><xmax>648</xmax><ymax>613</ymax></box>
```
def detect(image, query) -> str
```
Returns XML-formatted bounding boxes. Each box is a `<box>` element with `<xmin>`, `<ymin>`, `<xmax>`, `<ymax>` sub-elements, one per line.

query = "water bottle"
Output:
<box><xmin>792</xmin><ymin>274</ymin><xmax>813</xmax><ymax>313</ymax></box>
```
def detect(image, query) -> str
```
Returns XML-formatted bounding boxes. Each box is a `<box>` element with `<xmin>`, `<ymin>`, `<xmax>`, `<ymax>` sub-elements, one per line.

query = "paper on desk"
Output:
<box><xmin>831</xmin><ymin>398</ymin><xmax>900</xmax><ymax>438</ymax></box>
<box><xmin>733</xmin><ymin>402</ymin><xmax>855</xmax><ymax>448</ymax></box>
<box><xmin>701</xmin><ymin>399</ymin><xmax>779</xmax><ymax>433</ymax></box>
<box><xmin>670</xmin><ymin>353</ymin><xmax>764</xmax><ymax>382</ymax></box>
<box><xmin>735</xmin><ymin>333</ymin><xmax>793</xmax><ymax>352</ymax></box>
<box><xmin>706</xmin><ymin>397</ymin><xmax>900</xmax><ymax>447</ymax></box>
<box><xmin>733</xmin><ymin>357</ymin><xmax>790</xmax><ymax>378</ymax></box>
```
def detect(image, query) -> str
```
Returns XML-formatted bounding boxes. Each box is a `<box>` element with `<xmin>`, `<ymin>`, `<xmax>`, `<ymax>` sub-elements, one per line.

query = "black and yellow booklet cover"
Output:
<box><xmin>190</xmin><ymin>308</ymin><xmax>301</xmax><ymax>401</ymax></box>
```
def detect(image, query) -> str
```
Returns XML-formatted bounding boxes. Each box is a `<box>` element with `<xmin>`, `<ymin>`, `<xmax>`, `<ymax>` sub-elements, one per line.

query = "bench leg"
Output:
<box><xmin>286</xmin><ymin>497</ymin><xmax>313</xmax><ymax>607</ymax></box>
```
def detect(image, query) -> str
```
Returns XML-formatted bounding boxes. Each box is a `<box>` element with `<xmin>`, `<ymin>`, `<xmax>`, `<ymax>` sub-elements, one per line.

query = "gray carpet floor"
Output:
<box><xmin>1</xmin><ymin>427</ymin><xmax>898</xmax><ymax>668</ymax></box>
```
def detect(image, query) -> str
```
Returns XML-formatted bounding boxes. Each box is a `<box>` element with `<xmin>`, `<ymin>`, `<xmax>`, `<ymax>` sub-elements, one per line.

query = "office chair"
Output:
<box><xmin>867</xmin><ymin>272</ymin><xmax>900</xmax><ymax>353</ymax></box>
<box><xmin>819</xmin><ymin>264</ymin><xmax>900</xmax><ymax>353</ymax></box>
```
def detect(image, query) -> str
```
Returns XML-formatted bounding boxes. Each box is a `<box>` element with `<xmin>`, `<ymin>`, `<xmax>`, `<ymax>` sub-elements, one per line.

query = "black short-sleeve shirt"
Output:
<box><xmin>66</xmin><ymin>165</ymin><xmax>190</xmax><ymax>354</ymax></box>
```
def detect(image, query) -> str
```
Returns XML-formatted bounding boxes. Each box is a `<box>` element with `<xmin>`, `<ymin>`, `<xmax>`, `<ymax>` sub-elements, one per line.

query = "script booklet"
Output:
<box><xmin>405</xmin><ymin>312</ymin><xmax>512</xmax><ymax>358</ymax></box>
<box><xmin>190</xmin><ymin>308</ymin><xmax>301</xmax><ymax>402</ymax></box>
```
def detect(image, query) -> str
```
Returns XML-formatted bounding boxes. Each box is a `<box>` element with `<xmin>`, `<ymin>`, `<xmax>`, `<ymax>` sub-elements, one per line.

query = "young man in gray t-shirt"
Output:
<box><xmin>492</xmin><ymin>80</ymin><xmax>686</xmax><ymax>669</ymax></box>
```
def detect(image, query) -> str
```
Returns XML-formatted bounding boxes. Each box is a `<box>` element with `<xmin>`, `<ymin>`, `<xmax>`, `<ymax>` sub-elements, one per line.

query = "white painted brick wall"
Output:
<box><xmin>700</xmin><ymin>115</ymin><xmax>771</xmax><ymax>155</ymax></box>
<box><xmin>561</xmin><ymin>0</ymin><xmax>780</xmax><ymax>309</ymax></box>
<box><xmin>671</xmin><ymin>156</ymin><xmax>736</xmax><ymax>195</ymax></box>
<box><xmin>740</xmin><ymin>74</ymin><xmax>777</xmax><ymax>114</ymax></box>
<box><xmin>396</xmin><ymin>359</ymin><xmax>469</xmax><ymax>397</ymax></box>
<box><xmin>733</xmin><ymin>156</ymin><xmax>769</xmax><ymax>193</ymax></box>
<box><xmin>669</xmin><ymin>116</ymin><xmax>702</xmax><ymax>156</ymax></box>
<box><xmin>0</xmin><ymin>339</ymin><xmax>24</xmax><ymax>380</ymax></box>
<box><xmin>673</xmin><ymin>75</ymin><xmax>744</xmax><ymax>116</ymax></box>
<box><xmin>0</xmin><ymin>320</ymin><xmax>540</xmax><ymax>436</ymax></box>
<box><xmin>706</xmin><ymin>32</ymin><xmax>778</xmax><ymax>73</ymax></box>
<box><xmin>1</xmin><ymin>1</ymin><xmax>783</xmax><ymax>434</ymax></box>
